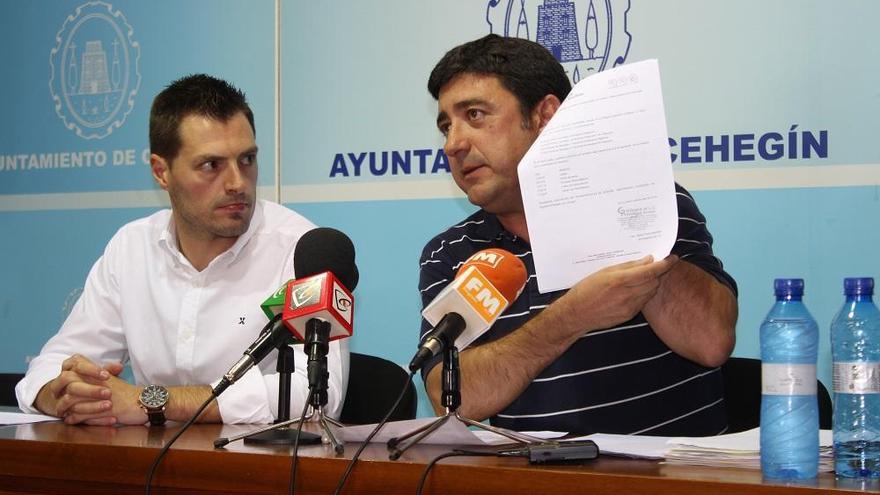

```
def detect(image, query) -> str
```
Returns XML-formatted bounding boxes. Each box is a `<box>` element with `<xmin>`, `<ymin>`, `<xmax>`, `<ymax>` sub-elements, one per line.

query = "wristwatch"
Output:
<box><xmin>138</xmin><ymin>385</ymin><xmax>169</xmax><ymax>426</ymax></box>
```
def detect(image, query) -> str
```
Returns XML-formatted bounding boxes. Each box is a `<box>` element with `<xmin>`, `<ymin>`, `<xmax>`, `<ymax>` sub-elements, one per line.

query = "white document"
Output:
<box><xmin>518</xmin><ymin>59</ymin><xmax>678</xmax><ymax>293</ymax></box>
<box><xmin>573</xmin><ymin>428</ymin><xmax>834</xmax><ymax>471</ymax></box>
<box><xmin>0</xmin><ymin>411</ymin><xmax>59</xmax><ymax>425</ymax></box>
<box><xmin>664</xmin><ymin>428</ymin><xmax>834</xmax><ymax>471</ymax></box>
<box><xmin>342</xmin><ymin>417</ymin><xmax>485</xmax><ymax>445</ymax></box>
<box><xmin>341</xmin><ymin>417</ymin><xmax>564</xmax><ymax>446</ymax></box>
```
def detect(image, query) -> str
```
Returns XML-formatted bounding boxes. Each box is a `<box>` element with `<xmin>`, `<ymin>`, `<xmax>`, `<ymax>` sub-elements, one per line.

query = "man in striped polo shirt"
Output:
<box><xmin>418</xmin><ymin>35</ymin><xmax>738</xmax><ymax>436</ymax></box>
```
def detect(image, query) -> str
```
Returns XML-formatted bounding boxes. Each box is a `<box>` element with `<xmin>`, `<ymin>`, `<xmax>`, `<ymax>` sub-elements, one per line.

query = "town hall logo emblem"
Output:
<box><xmin>486</xmin><ymin>0</ymin><xmax>631</xmax><ymax>83</ymax></box>
<box><xmin>49</xmin><ymin>1</ymin><xmax>141</xmax><ymax>140</ymax></box>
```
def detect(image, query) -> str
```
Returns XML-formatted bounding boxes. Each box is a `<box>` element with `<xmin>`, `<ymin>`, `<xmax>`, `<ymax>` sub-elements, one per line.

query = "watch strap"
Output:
<box><xmin>145</xmin><ymin>407</ymin><xmax>166</xmax><ymax>426</ymax></box>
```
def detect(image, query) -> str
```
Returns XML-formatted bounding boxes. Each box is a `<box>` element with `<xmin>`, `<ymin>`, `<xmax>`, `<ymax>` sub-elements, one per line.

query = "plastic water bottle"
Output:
<box><xmin>760</xmin><ymin>278</ymin><xmax>819</xmax><ymax>479</ymax></box>
<box><xmin>831</xmin><ymin>277</ymin><xmax>880</xmax><ymax>478</ymax></box>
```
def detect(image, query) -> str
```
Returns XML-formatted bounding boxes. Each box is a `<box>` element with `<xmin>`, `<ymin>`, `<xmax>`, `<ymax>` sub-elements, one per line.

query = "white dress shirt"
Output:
<box><xmin>16</xmin><ymin>200</ymin><xmax>349</xmax><ymax>423</ymax></box>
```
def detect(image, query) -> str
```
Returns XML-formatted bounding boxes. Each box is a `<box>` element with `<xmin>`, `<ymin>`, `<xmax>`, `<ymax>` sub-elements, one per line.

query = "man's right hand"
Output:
<box><xmin>34</xmin><ymin>354</ymin><xmax>119</xmax><ymax>426</ymax></box>
<box><xmin>554</xmin><ymin>255</ymin><xmax>678</xmax><ymax>336</ymax></box>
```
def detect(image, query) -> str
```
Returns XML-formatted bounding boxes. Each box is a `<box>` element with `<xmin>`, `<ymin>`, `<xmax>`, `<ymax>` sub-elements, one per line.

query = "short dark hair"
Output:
<box><xmin>428</xmin><ymin>34</ymin><xmax>571</xmax><ymax>122</ymax></box>
<box><xmin>149</xmin><ymin>74</ymin><xmax>255</xmax><ymax>161</ymax></box>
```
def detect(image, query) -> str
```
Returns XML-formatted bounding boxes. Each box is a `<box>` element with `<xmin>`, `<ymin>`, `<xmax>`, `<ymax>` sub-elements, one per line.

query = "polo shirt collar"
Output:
<box><xmin>474</xmin><ymin>210</ymin><xmax>520</xmax><ymax>243</ymax></box>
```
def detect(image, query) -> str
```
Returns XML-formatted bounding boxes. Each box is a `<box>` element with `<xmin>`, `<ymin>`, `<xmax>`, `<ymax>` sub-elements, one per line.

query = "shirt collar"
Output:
<box><xmin>158</xmin><ymin>200</ymin><xmax>265</xmax><ymax>269</ymax></box>
<box><xmin>221</xmin><ymin>199</ymin><xmax>263</xmax><ymax>265</ymax></box>
<box><xmin>474</xmin><ymin>210</ymin><xmax>520</xmax><ymax>243</ymax></box>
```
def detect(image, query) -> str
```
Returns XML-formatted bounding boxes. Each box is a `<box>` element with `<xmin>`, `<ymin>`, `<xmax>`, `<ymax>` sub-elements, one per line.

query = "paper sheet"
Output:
<box><xmin>341</xmin><ymin>417</ymin><xmax>564</xmax><ymax>446</ymax></box>
<box><xmin>342</xmin><ymin>417</ymin><xmax>485</xmax><ymax>445</ymax></box>
<box><xmin>0</xmin><ymin>411</ymin><xmax>59</xmax><ymax>425</ymax></box>
<box><xmin>518</xmin><ymin>59</ymin><xmax>677</xmax><ymax>293</ymax></box>
<box><xmin>573</xmin><ymin>428</ymin><xmax>835</xmax><ymax>471</ymax></box>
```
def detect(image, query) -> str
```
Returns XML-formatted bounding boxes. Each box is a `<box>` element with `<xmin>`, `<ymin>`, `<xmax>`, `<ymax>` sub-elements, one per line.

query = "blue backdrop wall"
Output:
<box><xmin>1</xmin><ymin>1</ymin><xmax>878</xmax><ymax>418</ymax></box>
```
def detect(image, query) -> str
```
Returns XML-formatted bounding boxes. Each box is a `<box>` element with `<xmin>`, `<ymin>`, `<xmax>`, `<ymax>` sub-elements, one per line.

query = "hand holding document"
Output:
<box><xmin>518</xmin><ymin>59</ymin><xmax>677</xmax><ymax>293</ymax></box>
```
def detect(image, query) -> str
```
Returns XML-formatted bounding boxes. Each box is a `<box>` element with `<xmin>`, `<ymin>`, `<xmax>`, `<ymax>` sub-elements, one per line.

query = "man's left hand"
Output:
<box><xmin>62</xmin><ymin>362</ymin><xmax>148</xmax><ymax>426</ymax></box>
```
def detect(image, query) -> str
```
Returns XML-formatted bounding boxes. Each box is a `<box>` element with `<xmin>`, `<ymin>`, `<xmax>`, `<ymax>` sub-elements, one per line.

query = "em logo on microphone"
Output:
<box><xmin>457</xmin><ymin>267</ymin><xmax>507</xmax><ymax>323</ymax></box>
<box><xmin>464</xmin><ymin>250</ymin><xmax>505</xmax><ymax>270</ymax></box>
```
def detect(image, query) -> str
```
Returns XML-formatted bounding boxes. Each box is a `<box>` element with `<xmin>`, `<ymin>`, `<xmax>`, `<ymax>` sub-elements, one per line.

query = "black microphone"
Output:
<box><xmin>213</xmin><ymin>227</ymin><xmax>358</xmax><ymax>396</ymax></box>
<box><xmin>293</xmin><ymin>227</ymin><xmax>359</xmax><ymax>291</ymax></box>
<box><xmin>409</xmin><ymin>312</ymin><xmax>466</xmax><ymax>372</ymax></box>
<box><xmin>282</xmin><ymin>227</ymin><xmax>359</xmax><ymax>342</ymax></box>
<box><xmin>286</xmin><ymin>228</ymin><xmax>359</xmax><ymax>399</ymax></box>
<box><xmin>213</xmin><ymin>314</ymin><xmax>297</xmax><ymax>395</ymax></box>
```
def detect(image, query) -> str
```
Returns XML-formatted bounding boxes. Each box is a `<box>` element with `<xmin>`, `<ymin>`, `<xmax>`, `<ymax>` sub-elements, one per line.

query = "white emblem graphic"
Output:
<box><xmin>290</xmin><ymin>278</ymin><xmax>322</xmax><ymax>308</ymax></box>
<box><xmin>486</xmin><ymin>0</ymin><xmax>631</xmax><ymax>83</ymax></box>
<box><xmin>49</xmin><ymin>1</ymin><xmax>141</xmax><ymax>139</ymax></box>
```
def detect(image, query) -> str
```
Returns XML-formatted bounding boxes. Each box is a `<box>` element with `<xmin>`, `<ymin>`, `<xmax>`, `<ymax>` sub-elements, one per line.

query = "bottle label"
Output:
<box><xmin>761</xmin><ymin>363</ymin><xmax>817</xmax><ymax>395</ymax></box>
<box><xmin>832</xmin><ymin>362</ymin><xmax>880</xmax><ymax>394</ymax></box>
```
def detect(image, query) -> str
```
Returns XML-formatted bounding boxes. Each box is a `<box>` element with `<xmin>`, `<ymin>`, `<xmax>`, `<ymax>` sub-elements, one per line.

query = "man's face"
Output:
<box><xmin>436</xmin><ymin>73</ymin><xmax>542</xmax><ymax>215</ymax></box>
<box><xmin>151</xmin><ymin>111</ymin><xmax>258</xmax><ymax>242</ymax></box>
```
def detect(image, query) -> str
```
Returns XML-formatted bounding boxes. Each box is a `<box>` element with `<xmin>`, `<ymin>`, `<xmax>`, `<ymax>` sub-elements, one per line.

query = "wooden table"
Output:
<box><xmin>0</xmin><ymin>421</ymin><xmax>877</xmax><ymax>495</ymax></box>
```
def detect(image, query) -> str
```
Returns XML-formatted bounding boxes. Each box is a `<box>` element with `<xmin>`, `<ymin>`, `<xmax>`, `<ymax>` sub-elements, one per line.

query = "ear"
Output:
<box><xmin>533</xmin><ymin>94</ymin><xmax>561</xmax><ymax>132</ymax></box>
<box><xmin>150</xmin><ymin>154</ymin><xmax>171</xmax><ymax>191</ymax></box>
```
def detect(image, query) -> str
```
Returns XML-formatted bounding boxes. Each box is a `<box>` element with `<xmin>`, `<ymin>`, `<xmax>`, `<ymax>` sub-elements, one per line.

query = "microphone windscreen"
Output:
<box><xmin>457</xmin><ymin>248</ymin><xmax>527</xmax><ymax>303</ymax></box>
<box><xmin>293</xmin><ymin>227</ymin><xmax>359</xmax><ymax>291</ymax></box>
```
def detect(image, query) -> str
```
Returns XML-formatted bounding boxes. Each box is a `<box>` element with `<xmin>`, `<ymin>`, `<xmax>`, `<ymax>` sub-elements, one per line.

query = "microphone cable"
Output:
<box><xmin>287</xmin><ymin>388</ymin><xmax>316</xmax><ymax>495</ymax></box>
<box><xmin>144</xmin><ymin>392</ymin><xmax>216</xmax><ymax>495</ymax></box>
<box><xmin>415</xmin><ymin>440</ymin><xmax>600</xmax><ymax>494</ymax></box>
<box><xmin>332</xmin><ymin>369</ymin><xmax>417</xmax><ymax>495</ymax></box>
<box><xmin>416</xmin><ymin>450</ymin><xmax>497</xmax><ymax>495</ymax></box>
<box><xmin>145</xmin><ymin>314</ymin><xmax>284</xmax><ymax>494</ymax></box>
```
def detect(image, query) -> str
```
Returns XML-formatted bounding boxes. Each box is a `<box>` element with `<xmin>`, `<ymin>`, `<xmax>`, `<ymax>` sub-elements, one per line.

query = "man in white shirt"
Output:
<box><xmin>16</xmin><ymin>74</ymin><xmax>348</xmax><ymax>425</ymax></box>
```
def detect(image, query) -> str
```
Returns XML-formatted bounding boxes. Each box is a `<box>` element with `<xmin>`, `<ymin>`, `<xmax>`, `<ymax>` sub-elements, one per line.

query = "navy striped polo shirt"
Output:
<box><xmin>418</xmin><ymin>183</ymin><xmax>737</xmax><ymax>436</ymax></box>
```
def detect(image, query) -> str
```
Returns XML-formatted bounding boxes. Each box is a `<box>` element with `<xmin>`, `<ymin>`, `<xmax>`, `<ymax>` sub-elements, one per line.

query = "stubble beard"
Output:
<box><xmin>169</xmin><ymin>190</ymin><xmax>253</xmax><ymax>241</ymax></box>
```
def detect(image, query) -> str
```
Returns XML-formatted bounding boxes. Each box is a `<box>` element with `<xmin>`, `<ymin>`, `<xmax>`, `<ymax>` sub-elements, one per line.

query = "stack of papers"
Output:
<box><xmin>574</xmin><ymin>428</ymin><xmax>834</xmax><ymax>472</ymax></box>
<box><xmin>344</xmin><ymin>420</ymin><xmax>834</xmax><ymax>472</ymax></box>
<box><xmin>663</xmin><ymin>428</ymin><xmax>834</xmax><ymax>472</ymax></box>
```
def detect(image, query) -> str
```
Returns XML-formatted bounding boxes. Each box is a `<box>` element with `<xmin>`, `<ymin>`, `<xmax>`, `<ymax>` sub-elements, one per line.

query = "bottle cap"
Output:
<box><xmin>774</xmin><ymin>278</ymin><xmax>804</xmax><ymax>297</ymax></box>
<box><xmin>843</xmin><ymin>277</ymin><xmax>874</xmax><ymax>296</ymax></box>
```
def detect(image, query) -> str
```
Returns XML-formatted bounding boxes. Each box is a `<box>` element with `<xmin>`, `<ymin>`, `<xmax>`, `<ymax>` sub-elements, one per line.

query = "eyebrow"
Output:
<box><xmin>240</xmin><ymin>146</ymin><xmax>259</xmax><ymax>157</ymax></box>
<box><xmin>192</xmin><ymin>146</ymin><xmax>259</xmax><ymax>164</ymax></box>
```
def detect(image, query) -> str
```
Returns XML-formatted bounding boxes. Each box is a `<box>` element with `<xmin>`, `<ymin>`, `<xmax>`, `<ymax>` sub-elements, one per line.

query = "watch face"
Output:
<box><xmin>140</xmin><ymin>385</ymin><xmax>169</xmax><ymax>408</ymax></box>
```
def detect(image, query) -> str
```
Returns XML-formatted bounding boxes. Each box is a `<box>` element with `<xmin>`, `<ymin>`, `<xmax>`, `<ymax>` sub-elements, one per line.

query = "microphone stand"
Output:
<box><xmin>215</xmin><ymin>333</ymin><xmax>322</xmax><ymax>447</ymax></box>
<box><xmin>283</xmin><ymin>318</ymin><xmax>345</xmax><ymax>454</ymax></box>
<box><xmin>243</xmin><ymin>333</ymin><xmax>321</xmax><ymax>445</ymax></box>
<box><xmin>387</xmin><ymin>345</ymin><xmax>543</xmax><ymax>460</ymax></box>
<box><xmin>214</xmin><ymin>320</ymin><xmax>345</xmax><ymax>453</ymax></box>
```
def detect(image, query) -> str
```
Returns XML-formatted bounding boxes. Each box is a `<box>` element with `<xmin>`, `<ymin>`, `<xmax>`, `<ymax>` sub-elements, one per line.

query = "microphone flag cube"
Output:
<box><xmin>260</xmin><ymin>280</ymin><xmax>292</xmax><ymax>320</ymax></box>
<box><xmin>282</xmin><ymin>271</ymin><xmax>354</xmax><ymax>341</ymax></box>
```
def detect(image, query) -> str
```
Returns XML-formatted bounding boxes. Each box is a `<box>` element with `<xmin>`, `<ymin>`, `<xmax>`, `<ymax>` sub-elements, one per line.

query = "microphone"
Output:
<box><xmin>213</xmin><ymin>227</ymin><xmax>358</xmax><ymax>396</ymax></box>
<box><xmin>409</xmin><ymin>248</ymin><xmax>528</xmax><ymax>372</ymax></box>
<box><xmin>281</xmin><ymin>227</ymin><xmax>358</xmax><ymax>399</ymax></box>
<box><xmin>281</xmin><ymin>227</ymin><xmax>358</xmax><ymax>341</ymax></box>
<box><xmin>215</xmin><ymin>313</ymin><xmax>296</xmax><ymax>394</ymax></box>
